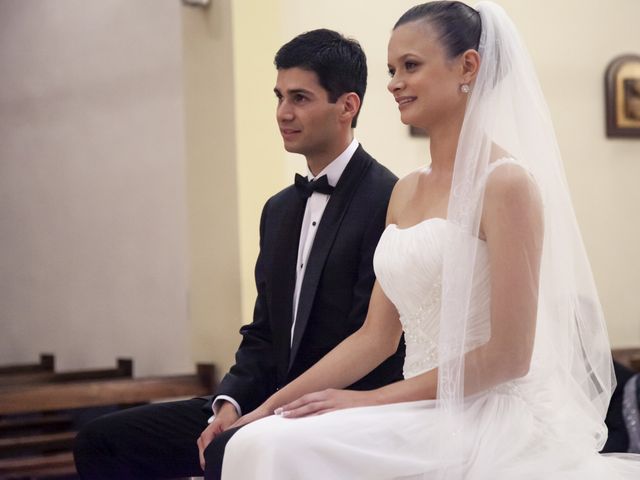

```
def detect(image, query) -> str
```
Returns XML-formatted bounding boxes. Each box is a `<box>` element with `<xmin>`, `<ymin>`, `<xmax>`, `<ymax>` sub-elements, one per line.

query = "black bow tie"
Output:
<box><xmin>294</xmin><ymin>174</ymin><xmax>335</xmax><ymax>200</ymax></box>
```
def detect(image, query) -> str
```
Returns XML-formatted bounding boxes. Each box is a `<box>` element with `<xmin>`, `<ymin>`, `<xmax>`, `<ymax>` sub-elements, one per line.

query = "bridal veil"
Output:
<box><xmin>435</xmin><ymin>2</ymin><xmax>615</xmax><ymax>477</ymax></box>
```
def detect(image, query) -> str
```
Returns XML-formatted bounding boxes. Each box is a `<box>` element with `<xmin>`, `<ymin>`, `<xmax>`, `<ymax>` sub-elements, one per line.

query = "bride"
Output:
<box><xmin>220</xmin><ymin>2</ymin><xmax>640</xmax><ymax>478</ymax></box>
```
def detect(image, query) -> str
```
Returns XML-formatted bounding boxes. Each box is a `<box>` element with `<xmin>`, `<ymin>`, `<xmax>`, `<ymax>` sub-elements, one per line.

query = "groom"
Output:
<box><xmin>74</xmin><ymin>29</ymin><xmax>404</xmax><ymax>480</ymax></box>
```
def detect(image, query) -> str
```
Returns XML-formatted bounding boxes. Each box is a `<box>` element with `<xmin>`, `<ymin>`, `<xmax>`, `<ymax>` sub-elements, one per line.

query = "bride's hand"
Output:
<box><xmin>275</xmin><ymin>389</ymin><xmax>378</xmax><ymax>418</ymax></box>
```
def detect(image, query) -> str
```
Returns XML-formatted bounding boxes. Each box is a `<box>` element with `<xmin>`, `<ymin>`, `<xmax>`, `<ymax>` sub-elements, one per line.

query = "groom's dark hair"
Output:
<box><xmin>274</xmin><ymin>28</ymin><xmax>367</xmax><ymax>128</ymax></box>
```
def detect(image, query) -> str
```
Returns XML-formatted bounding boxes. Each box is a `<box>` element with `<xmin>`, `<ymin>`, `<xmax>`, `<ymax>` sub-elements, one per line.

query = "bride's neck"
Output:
<box><xmin>428</xmin><ymin>122</ymin><xmax>460</xmax><ymax>175</ymax></box>
<box><xmin>426</xmin><ymin>107</ymin><xmax>465</xmax><ymax>175</ymax></box>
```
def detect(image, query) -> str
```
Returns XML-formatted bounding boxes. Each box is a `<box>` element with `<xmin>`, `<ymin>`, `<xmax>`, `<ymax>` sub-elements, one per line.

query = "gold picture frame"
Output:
<box><xmin>605</xmin><ymin>54</ymin><xmax>640</xmax><ymax>138</ymax></box>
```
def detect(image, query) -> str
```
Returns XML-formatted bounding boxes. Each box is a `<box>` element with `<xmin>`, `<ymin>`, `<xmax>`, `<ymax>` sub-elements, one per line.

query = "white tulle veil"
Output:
<box><xmin>432</xmin><ymin>2</ymin><xmax>615</xmax><ymax>477</ymax></box>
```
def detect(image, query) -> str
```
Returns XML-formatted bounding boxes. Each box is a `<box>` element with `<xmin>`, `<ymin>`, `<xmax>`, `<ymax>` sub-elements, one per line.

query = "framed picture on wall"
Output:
<box><xmin>605</xmin><ymin>54</ymin><xmax>640</xmax><ymax>138</ymax></box>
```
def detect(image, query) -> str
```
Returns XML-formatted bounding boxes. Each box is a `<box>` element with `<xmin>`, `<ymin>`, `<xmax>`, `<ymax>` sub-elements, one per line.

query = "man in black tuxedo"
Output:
<box><xmin>74</xmin><ymin>28</ymin><xmax>403</xmax><ymax>480</ymax></box>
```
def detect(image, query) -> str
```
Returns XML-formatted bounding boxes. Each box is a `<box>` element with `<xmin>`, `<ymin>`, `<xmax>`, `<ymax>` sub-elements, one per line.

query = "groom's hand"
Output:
<box><xmin>197</xmin><ymin>401</ymin><xmax>239</xmax><ymax>471</ymax></box>
<box><xmin>228</xmin><ymin>404</ymin><xmax>271</xmax><ymax>430</ymax></box>
<box><xmin>277</xmin><ymin>389</ymin><xmax>377</xmax><ymax>418</ymax></box>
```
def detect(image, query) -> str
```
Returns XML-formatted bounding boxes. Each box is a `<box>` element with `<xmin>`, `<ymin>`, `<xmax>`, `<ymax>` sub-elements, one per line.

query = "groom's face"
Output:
<box><xmin>274</xmin><ymin>67</ymin><xmax>343</xmax><ymax>159</ymax></box>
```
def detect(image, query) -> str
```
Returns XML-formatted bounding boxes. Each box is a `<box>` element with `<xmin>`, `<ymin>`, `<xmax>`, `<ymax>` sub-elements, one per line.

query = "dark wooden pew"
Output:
<box><xmin>0</xmin><ymin>359</ymin><xmax>133</xmax><ymax>388</ymax></box>
<box><xmin>0</xmin><ymin>363</ymin><xmax>215</xmax><ymax>415</ymax></box>
<box><xmin>0</xmin><ymin>355</ymin><xmax>54</xmax><ymax>376</ymax></box>
<box><xmin>0</xmin><ymin>363</ymin><xmax>217</xmax><ymax>479</ymax></box>
<box><xmin>0</xmin><ymin>431</ymin><xmax>76</xmax><ymax>454</ymax></box>
<box><xmin>0</xmin><ymin>357</ymin><xmax>134</xmax><ymax>467</ymax></box>
<box><xmin>0</xmin><ymin>413</ymin><xmax>74</xmax><ymax>438</ymax></box>
<box><xmin>0</xmin><ymin>452</ymin><xmax>76</xmax><ymax>479</ymax></box>
<box><xmin>612</xmin><ymin>348</ymin><xmax>640</xmax><ymax>372</ymax></box>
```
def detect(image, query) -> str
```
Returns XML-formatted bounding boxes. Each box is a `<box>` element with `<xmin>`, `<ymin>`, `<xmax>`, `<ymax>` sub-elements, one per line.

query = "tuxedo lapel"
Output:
<box><xmin>288</xmin><ymin>147</ymin><xmax>372</xmax><ymax>370</ymax></box>
<box><xmin>270</xmin><ymin>191</ymin><xmax>306</xmax><ymax>369</ymax></box>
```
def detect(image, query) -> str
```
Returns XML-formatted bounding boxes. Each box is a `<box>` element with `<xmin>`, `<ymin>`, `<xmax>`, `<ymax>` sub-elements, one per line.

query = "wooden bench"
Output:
<box><xmin>0</xmin><ymin>452</ymin><xmax>76</xmax><ymax>479</ymax></box>
<box><xmin>612</xmin><ymin>348</ymin><xmax>640</xmax><ymax>372</ymax></box>
<box><xmin>0</xmin><ymin>358</ymin><xmax>133</xmax><ymax>388</ymax></box>
<box><xmin>0</xmin><ymin>363</ymin><xmax>215</xmax><ymax>415</ymax></box>
<box><xmin>0</xmin><ymin>355</ymin><xmax>54</xmax><ymax>376</ymax></box>
<box><xmin>0</xmin><ymin>363</ymin><xmax>217</xmax><ymax>479</ymax></box>
<box><xmin>0</xmin><ymin>414</ymin><xmax>73</xmax><ymax>438</ymax></box>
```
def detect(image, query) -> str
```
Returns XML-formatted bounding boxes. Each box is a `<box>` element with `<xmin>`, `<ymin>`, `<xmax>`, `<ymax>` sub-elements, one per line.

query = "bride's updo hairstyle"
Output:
<box><xmin>393</xmin><ymin>1</ymin><xmax>481</xmax><ymax>59</ymax></box>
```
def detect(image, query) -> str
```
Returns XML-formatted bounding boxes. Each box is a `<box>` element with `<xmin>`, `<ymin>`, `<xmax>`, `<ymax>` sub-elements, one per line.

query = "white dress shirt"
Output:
<box><xmin>290</xmin><ymin>138</ymin><xmax>358</xmax><ymax>343</ymax></box>
<box><xmin>212</xmin><ymin>138</ymin><xmax>359</xmax><ymax>419</ymax></box>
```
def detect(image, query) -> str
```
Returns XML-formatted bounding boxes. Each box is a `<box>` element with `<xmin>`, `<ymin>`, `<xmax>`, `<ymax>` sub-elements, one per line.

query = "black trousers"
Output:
<box><xmin>73</xmin><ymin>398</ymin><xmax>240</xmax><ymax>480</ymax></box>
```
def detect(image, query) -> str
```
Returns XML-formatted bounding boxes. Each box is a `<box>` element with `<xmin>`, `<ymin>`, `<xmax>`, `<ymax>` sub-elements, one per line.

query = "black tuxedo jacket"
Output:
<box><xmin>213</xmin><ymin>146</ymin><xmax>405</xmax><ymax>414</ymax></box>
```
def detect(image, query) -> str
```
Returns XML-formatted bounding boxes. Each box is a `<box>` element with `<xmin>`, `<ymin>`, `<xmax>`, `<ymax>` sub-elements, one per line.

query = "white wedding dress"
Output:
<box><xmin>221</xmin><ymin>195</ymin><xmax>640</xmax><ymax>479</ymax></box>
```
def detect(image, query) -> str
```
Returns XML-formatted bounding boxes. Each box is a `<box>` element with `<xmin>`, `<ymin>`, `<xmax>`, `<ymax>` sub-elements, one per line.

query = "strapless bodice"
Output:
<box><xmin>373</xmin><ymin>218</ymin><xmax>491</xmax><ymax>378</ymax></box>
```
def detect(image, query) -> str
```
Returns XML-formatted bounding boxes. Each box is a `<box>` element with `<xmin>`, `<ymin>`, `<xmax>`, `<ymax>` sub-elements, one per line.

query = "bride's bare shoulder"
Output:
<box><xmin>482</xmin><ymin>160</ymin><xmax>543</xmax><ymax>239</ymax></box>
<box><xmin>394</xmin><ymin>168</ymin><xmax>424</xmax><ymax>194</ymax></box>
<box><xmin>486</xmin><ymin>159</ymin><xmax>537</xmax><ymax>196</ymax></box>
<box><xmin>386</xmin><ymin>168</ymin><xmax>424</xmax><ymax>225</ymax></box>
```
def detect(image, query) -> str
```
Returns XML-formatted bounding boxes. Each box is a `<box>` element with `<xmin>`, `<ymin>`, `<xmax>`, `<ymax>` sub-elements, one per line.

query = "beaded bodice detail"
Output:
<box><xmin>374</xmin><ymin>218</ymin><xmax>491</xmax><ymax>379</ymax></box>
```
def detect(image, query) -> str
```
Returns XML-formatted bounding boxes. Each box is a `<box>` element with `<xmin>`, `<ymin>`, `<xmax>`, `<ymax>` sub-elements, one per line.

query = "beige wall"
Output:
<box><xmin>232</xmin><ymin>0</ymin><xmax>286</xmax><ymax>328</ymax></box>
<box><xmin>181</xmin><ymin>0</ymin><xmax>287</xmax><ymax>375</ymax></box>
<box><xmin>232</xmin><ymin>0</ymin><xmax>640</xmax><ymax>347</ymax></box>
<box><xmin>182</xmin><ymin>0</ymin><xmax>243</xmax><ymax>375</ymax></box>
<box><xmin>2</xmin><ymin>1</ymin><xmax>637</xmax><ymax>376</ymax></box>
<box><xmin>512</xmin><ymin>0</ymin><xmax>640</xmax><ymax>347</ymax></box>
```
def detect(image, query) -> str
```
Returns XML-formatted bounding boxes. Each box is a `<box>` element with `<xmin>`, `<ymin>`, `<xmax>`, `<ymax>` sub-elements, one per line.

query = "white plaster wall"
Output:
<box><xmin>0</xmin><ymin>0</ymin><xmax>191</xmax><ymax>374</ymax></box>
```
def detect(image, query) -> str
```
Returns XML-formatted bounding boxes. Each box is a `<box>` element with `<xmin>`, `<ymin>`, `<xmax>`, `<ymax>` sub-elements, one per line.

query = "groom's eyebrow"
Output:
<box><xmin>273</xmin><ymin>87</ymin><xmax>314</xmax><ymax>97</ymax></box>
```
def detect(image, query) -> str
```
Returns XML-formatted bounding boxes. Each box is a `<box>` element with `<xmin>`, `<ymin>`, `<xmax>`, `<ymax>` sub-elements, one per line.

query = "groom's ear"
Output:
<box><xmin>460</xmin><ymin>49</ymin><xmax>480</xmax><ymax>83</ymax></box>
<box><xmin>338</xmin><ymin>92</ymin><xmax>361</xmax><ymax>126</ymax></box>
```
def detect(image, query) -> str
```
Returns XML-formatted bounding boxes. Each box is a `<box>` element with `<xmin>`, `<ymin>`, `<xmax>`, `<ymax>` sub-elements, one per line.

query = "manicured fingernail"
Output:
<box><xmin>281</xmin><ymin>410</ymin><xmax>290</xmax><ymax>417</ymax></box>
<box><xmin>274</xmin><ymin>407</ymin><xmax>283</xmax><ymax>415</ymax></box>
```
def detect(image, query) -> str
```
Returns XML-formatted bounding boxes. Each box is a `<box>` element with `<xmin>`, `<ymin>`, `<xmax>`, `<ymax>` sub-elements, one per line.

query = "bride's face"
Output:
<box><xmin>387</xmin><ymin>20</ymin><xmax>467</xmax><ymax>132</ymax></box>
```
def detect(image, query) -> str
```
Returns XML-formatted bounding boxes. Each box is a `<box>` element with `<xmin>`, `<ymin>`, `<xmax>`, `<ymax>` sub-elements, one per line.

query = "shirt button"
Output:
<box><xmin>300</xmin><ymin>263</ymin><xmax>304</xmax><ymax>268</ymax></box>
<box><xmin>312</xmin><ymin>221</ymin><xmax>317</xmax><ymax>227</ymax></box>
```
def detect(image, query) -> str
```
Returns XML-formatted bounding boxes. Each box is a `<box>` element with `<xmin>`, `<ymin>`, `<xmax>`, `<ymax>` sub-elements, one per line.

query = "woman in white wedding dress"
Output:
<box><xmin>221</xmin><ymin>2</ymin><xmax>640</xmax><ymax>478</ymax></box>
